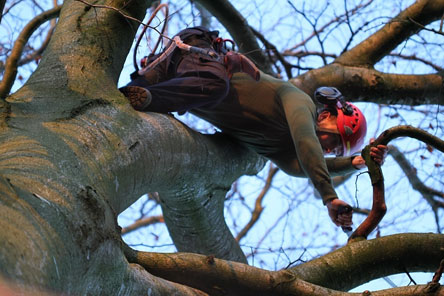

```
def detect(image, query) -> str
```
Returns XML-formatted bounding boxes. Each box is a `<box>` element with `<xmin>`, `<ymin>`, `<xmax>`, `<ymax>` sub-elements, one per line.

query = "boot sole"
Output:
<box><xmin>119</xmin><ymin>86</ymin><xmax>152</xmax><ymax>111</ymax></box>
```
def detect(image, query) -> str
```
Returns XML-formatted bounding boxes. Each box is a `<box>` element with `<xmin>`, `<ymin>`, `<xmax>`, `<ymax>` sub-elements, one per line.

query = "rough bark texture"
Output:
<box><xmin>124</xmin><ymin>234</ymin><xmax>444</xmax><ymax>295</ymax></box>
<box><xmin>0</xmin><ymin>0</ymin><xmax>262</xmax><ymax>293</ymax></box>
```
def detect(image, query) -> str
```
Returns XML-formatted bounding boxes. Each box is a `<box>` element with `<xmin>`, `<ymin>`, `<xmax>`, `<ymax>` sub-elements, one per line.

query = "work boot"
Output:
<box><xmin>119</xmin><ymin>86</ymin><xmax>152</xmax><ymax>111</ymax></box>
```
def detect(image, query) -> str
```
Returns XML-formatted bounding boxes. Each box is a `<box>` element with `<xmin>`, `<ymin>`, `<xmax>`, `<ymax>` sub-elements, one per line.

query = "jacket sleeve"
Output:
<box><xmin>279</xmin><ymin>86</ymin><xmax>339</xmax><ymax>204</ymax></box>
<box><xmin>325</xmin><ymin>156</ymin><xmax>360</xmax><ymax>176</ymax></box>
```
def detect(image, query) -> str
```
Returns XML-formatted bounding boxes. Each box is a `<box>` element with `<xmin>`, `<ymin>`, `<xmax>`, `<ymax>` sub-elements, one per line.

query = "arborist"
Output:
<box><xmin>119</xmin><ymin>26</ymin><xmax>387</xmax><ymax>230</ymax></box>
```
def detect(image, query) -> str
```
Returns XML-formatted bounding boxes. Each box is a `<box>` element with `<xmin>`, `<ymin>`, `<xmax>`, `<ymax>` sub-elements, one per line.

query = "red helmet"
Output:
<box><xmin>314</xmin><ymin>87</ymin><xmax>367</xmax><ymax>156</ymax></box>
<box><xmin>336</xmin><ymin>103</ymin><xmax>367</xmax><ymax>156</ymax></box>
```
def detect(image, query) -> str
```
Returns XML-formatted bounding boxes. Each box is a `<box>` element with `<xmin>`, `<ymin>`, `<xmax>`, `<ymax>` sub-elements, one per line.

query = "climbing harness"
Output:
<box><xmin>132</xmin><ymin>4</ymin><xmax>260</xmax><ymax>81</ymax></box>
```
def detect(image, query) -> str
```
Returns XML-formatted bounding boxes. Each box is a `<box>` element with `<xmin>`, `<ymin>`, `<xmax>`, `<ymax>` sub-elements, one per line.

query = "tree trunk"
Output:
<box><xmin>0</xmin><ymin>0</ymin><xmax>262</xmax><ymax>293</ymax></box>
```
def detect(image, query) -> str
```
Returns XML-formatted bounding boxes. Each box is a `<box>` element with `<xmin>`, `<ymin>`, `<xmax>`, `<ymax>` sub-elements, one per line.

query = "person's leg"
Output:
<box><xmin>121</xmin><ymin>54</ymin><xmax>230</xmax><ymax>113</ymax></box>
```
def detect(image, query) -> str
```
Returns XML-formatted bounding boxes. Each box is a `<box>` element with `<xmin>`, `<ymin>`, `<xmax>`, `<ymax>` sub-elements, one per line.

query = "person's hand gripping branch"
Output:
<box><xmin>327</xmin><ymin>139</ymin><xmax>388</xmax><ymax>230</ymax></box>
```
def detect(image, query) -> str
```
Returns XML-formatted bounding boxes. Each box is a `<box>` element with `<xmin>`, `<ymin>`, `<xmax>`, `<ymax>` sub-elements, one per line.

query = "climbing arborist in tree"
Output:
<box><xmin>119</xmin><ymin>26</ymin><xmax>388</xmax><ymax>230</ymax></box>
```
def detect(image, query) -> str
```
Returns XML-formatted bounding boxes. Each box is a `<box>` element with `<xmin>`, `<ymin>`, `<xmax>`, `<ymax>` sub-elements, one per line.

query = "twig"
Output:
<box><xmin>408</xmin><ymin>17</ymin><xmax>444</xmax><ymax>36</ymax></box>
<box><xmin>0</xmin><ymin>6</ymin><xmax>61</xmax><ymax>99</ymax></box>
<box><xmin>431</xmin><ymin>259</ymin><xmax>444</xmax><ymax>284</ymax></box>
<box><xmin>75</xmin><ymin>0</ymin><xmax>143</xmax><ymax>25</ymax></box>
<box><xmin>235</xmin><ymin>163</ymin><xmax>279</xmax><ymax>242</ymax></box>
<box><xmin>121</xmin><ymin>215</ymin><xmax>164</xmax><ymax>235</ymax></box>
<box><xmin>425</xmin><ymin>259</ymin><xmax>444</xmax><ymax>293</ymax></box>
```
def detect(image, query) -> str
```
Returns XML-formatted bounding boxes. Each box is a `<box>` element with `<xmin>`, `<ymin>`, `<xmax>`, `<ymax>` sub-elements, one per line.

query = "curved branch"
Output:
<box><xmin>372</xmin><ymin>125</ymin><xmax>444</xmax><ymax>151</ymax></box>
<box><xmin>0</xmin><ymin>5</ymin><xmax>61</xmax><ymax>99</ymax></box>
<box><xmin>193</xmin><ymin>0</ymin><xmax>273</xmax><ymax>74</ymax></box>
<box><xmin>335</xmin><ymin>0</ymin><xmax>444</xmax><ymax>66</ymax></box>
<box><xmin>235</xmin><ymin>164</ymin><xmax>279</xmax><ymax>242</ymax></box>
<box><xmin>349</xmin><ymin>125</ymin><xmax>444</xmax><ymax>240</ymax></box>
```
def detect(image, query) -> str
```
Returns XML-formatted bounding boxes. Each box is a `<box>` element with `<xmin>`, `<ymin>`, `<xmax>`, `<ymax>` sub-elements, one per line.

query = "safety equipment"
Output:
<box><xmin>135</xmin><ymin>24</ymin><xmax>260</xmax><ymax>81</ymax></box>
<box><xmin>314</xmin><ymin>87</ymin><xmax>367</xmax><ymax>156</ymax></box>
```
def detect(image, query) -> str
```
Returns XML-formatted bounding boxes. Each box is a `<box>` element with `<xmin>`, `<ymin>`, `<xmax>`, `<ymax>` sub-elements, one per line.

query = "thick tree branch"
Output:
<box><xmin>124</xmin><ymin>233</ymin><xmax>444</xmax><ymax>295</ymax></box>
<box><xmin>0</xmin><ymin>0</ymin><xmax>264</xmax><ymax>293</ymax></box>
<box><xmin>335</xmin><ymin>0</ymin><xmax>444</xmax><ymax>66</ymax></box>
<box><xmin>291</xmin><ymin>64</ymin><xmax>443</xmax><ymax>105</ymax></box>
<box><xmin>291</xmin><ymin>233</ymin><xmax>444</xmax><ymax>291</ymax></box>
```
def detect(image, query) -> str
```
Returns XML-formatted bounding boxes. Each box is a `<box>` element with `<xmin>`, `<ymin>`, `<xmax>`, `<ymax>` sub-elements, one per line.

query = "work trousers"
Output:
<box><xmin>128</xmin><ymin>52</ymin><xmax>230</xmax><ymax>114</ymax></box>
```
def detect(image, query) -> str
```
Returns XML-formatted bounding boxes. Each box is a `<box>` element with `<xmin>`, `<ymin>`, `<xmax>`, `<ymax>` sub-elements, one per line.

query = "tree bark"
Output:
<box><xmin>0</xmin><ymin>0</ymin><xmax>262</xmax><ymax>293</ymax></box>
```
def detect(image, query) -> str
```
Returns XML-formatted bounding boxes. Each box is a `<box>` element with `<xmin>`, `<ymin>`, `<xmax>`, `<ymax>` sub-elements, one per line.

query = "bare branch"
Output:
<box><xmin>335</xmin><ymin>0</ymin><xmax>444</xmax><ymax>66</ymax></box>
<box><xmin>286</xmin><ymin>0</ymin><xmax>373</xmax><ymax>52</ymax></box>
<box><xmin>0</xmin><ymin>5</ymin><xmax>61</xmax><ymax>99</ymax></box>
<box><xmin>0</xmin><ymin>0</ymin><xmax>6</xmax><ymax>24</ymax></box>
<box><xmin>408</xmin><ymin>16</ymin><xmax>444</xmax><ymax>36</ymax></box>
<box><xmin>121</xmin><ymin>215</ymin><xmax>164</xmax><ymax>235</ymax></box>
<box><xmin>236</xmin><ymin>163</ymin><xmax>279</xmax><ymax>242</ymax></box>
<box><xmin>389</xmin><ymin>145</ymin><xmax>444</xmax><ymax>203</ymax></box>
<box><xmin>388</xmin><ymin>145</ymin><xmax>444</xmax><ymax>232</ymax></box>
<box><xmin>387</xmin><ymin>53</ymin><xmax>444</xmax><ymax>72</ymax></box>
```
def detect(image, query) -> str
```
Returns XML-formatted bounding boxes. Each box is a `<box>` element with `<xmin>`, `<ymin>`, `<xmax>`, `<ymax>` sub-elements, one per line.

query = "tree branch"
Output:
<box><xmin>0</xmin><ymin>0</ymin><xmax>6</xmax><ymax>24</ymax></box>
<box><xmin>0</xmin><ymin>5</ymin><xmax>61</xmax><ymax>99</ymax></box>
<box><xmin>235</xmin><ymin>163</ymin><xmax>279</xmax><ymax>242</ymax></box>
<box><xmin>389</xmin><ymin>145</ymin><xmax>444</xmax><ymax>204</ymax></box>
<box><xmin>291</xmin><ymin>63</ymin><xmax>443</xmax><ymax>105</ymax></box>
<box><xmin>335</xmin><ymin>0</ymin><xmax>444</xmax><ymax>66</ymax></box>
<box><xmin>286</xmin><ymin>0</ymin><xmax>373</xmax><ymax>53</ymax></box>
<box><xmin>124</xmin><ymin>233</ymin><xmax>444</xmax><ymax>295</ymax></box>
<box><xmin>121</xmin><ymin>215</ymin><xmax>164</xmax><ymax>235</ymax></box>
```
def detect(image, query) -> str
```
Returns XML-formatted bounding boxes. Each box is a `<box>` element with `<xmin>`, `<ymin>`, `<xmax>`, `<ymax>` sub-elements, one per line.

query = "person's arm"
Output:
<box><xmin>279</xmin><ymin>87</ymin><xmax>353</xmax><ymax>227</ymax></box>
<box><xmin>325</xmin><ymin>156</ymin><xmax>358</xmax><ymax>176</ymax></box>
<box><xmin>280</xmin><ymin>87</ymin><xmax>338</xmax><ymax>204</ymax></box>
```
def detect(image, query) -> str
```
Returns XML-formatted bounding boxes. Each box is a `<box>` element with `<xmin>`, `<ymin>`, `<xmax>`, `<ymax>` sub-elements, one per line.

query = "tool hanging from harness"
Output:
<box><xmin>132</xmin><ymin>6</ymin><xmax>260</xmax><ymax>82</ymax></box>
